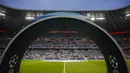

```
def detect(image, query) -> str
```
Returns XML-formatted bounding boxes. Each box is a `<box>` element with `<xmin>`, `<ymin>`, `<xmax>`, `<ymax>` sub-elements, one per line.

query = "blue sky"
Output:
<box><xmin>0</xmin><ymin>0</ymin><xmax>130</xmax><ymax>10</ymax></box>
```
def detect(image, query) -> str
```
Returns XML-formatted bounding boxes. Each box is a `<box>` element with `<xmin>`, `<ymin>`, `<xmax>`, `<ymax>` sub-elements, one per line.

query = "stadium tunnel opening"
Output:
<box><xmin>0</xmin><ymin>13</ymin><xmax>129</xmax><ymax>73</ymax></box>
<box><xmin>20</xmin><ymin>30</ymin><xmax>108</xmax><ymax>73</ymax></box>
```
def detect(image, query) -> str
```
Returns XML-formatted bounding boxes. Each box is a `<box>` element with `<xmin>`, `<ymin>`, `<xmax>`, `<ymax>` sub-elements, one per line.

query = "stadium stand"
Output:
<box><xmin>29</xmin><ymin>33</ymin><xmax>98</xmax><ymax>49</ymax></box>
<box><xmin>23</xmin><ymin>49</ymin><xmax>103</xmax><ymax>60</ymax></box>
<box><xmin>24</xmin><ymin>32</ymin><xmax>103</xmax><ymax>60</ymax></box>
<box><xmin>0</xmin><ymin>31</ymin><xmax>130</xmax><ymax>60</ymax></box>
<box><xmin>114</xmin><ymin>37</ymin><xmax>130</xmax><ymax>49</ymax></box>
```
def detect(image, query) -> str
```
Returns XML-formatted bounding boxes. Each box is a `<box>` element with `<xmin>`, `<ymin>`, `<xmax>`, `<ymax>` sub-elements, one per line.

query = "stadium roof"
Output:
<box><xmin>0</xmin><ymin>0</ymin><xmax>130</xmax><ymax>11</ymax></box>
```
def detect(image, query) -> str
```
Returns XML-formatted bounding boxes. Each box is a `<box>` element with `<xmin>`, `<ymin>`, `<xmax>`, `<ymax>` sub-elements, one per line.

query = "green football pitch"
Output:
<box><xmin>20</xmin><ymin>60</ymin><xmax>130</xmax><ymax>73</ymax></box>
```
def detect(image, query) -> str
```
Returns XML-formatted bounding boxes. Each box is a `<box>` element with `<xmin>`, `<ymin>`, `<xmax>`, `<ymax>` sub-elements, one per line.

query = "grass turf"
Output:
<box><xmin>20</xmin><ymin>60</ymin><xmax>130</xmax><ymax>73</ymax></box>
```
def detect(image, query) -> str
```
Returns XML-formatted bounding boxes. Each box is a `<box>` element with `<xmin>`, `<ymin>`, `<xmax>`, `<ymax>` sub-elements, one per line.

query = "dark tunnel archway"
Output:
<box><xmin>0</xmin><ymin>12</ymin><xmax>129</xmax><ymax>73</ymax></box>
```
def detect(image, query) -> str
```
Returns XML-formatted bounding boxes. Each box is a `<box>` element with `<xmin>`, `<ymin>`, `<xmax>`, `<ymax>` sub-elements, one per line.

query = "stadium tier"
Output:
<box><xmin>1</xmin><ymin>31</ymin><xmax>130</xmax><ymax>60</ymax></box>
<box><xmin>23</xmin><ymin>49</ymin><xmax>103</xmax><ymax>60</ymax></box>
<box><xmin>21</xmin><ymin>32</ymin><xmax>130</xmax><ymax>60</ymax></box>
<box><xmin>28</xmin><ymin>33</ymin><xmax>98</xmax><ymax>49</ymax></box>
<box><xmin>23</xmin><ymin>32</ymin><xmax>103</xmax><ymax>60</ymax></box>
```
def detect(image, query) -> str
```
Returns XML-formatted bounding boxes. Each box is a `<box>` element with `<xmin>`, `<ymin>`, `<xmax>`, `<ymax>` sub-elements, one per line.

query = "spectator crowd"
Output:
<box><xmin>23</xmin><ymin>49</ymin><xmax>103</xmax><ymax>60</ymax></box>
<box><xmin>29</xmin><ymin>34</ymin><xmax>98</xmax><ymax>49</ymax></box>
<box><xmin>1</xmin><ymin>32</ymin><xmax>130</xmax><ymax>60</ymax></box>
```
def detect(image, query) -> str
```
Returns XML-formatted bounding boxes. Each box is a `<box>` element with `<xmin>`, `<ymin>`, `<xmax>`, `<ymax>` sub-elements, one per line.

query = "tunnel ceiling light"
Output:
<box><xmin>96</xmin><ymin>17</ymin><xmax>105</xmax><ymax>20</ymax></box>
<box><xmin>91</xmin><ymin>17</ymin><xmax>95</xmax><ymax>21</ymax></box>
<box><xmin>0</xmin><ymin>12</ymin><xmax>5</xmax><ymax>16</ymax></box>
<box><xmin>126</xmin><ymin>13</ymin><xmax>130</xmax><ymax>17</ymax></box>
<box><xmin>125</xmin><ymin>11</ymin><xmax>130</xmax><ymax>14</ymax></box>
<box><xmin>25</xmin><ymin>16</ymin><xmax>35</xmax><ymax>20</ymax></box>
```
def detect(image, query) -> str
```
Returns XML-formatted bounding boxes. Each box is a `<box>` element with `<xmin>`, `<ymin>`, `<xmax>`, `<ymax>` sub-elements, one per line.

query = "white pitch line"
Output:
<box><xmin>63</xmin><ymin>62</ymin><xmax>66</xmax><ymax>73</ymax></box>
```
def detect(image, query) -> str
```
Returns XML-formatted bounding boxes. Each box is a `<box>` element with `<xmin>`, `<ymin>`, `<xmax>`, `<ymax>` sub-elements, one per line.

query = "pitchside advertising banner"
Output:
<box><xmin>0</xmin><ymin>12</ymin><xmax>129</xmax><ymax>73</ymax></box>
